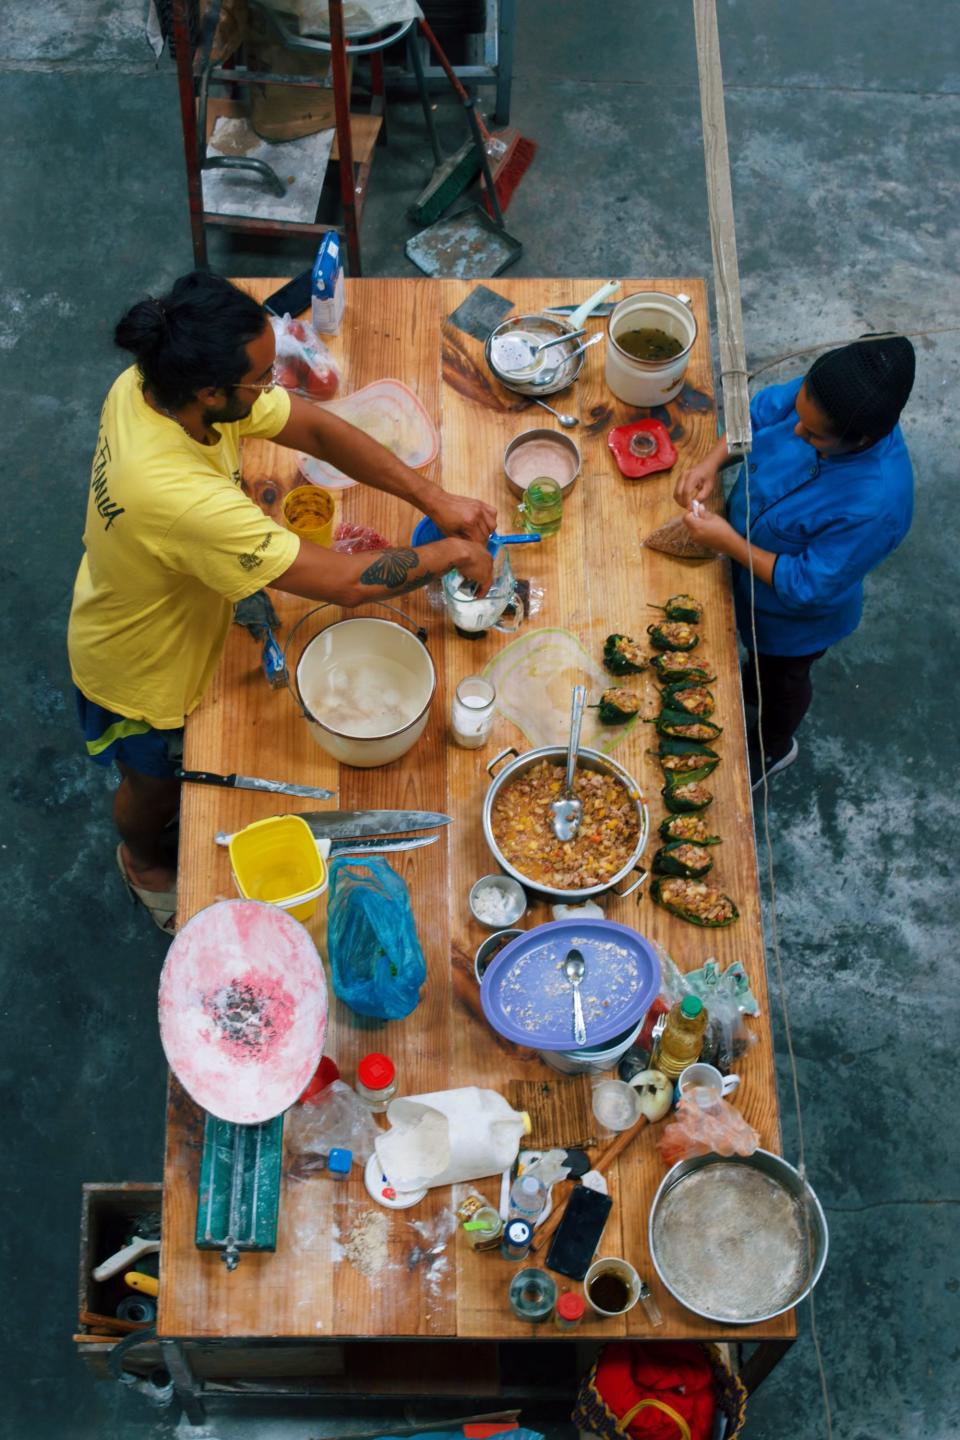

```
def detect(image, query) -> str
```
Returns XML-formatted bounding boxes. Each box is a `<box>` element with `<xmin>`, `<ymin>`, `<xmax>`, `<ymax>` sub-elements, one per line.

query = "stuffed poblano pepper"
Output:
<box><xmin>650</xmin><ymin>594</ymin><xmax>703</xmax><ymax>624</ymax></box>
<box><xmin>655</xmin><ymin>710</ymin><xmax>723</xmax><ymax>742</ymax></box>
<box><xmin>659</xmin><ymin>813</ymin><xmax>722</xmax><ymax>845</ymax></box>
<box><xmin>653</xmin><ymin>736</ymin><xmax>721</xmax><ymax>776</ymax></box>
<box><xmin>660</xmin><ymin>682</ymin><xmax>716</xmax><ymax>717</ymax></box>
<box><xmin>594</xmin><ymin>687</ymin><xmax>642</xmax><ymax>724</ymax></box>
<box><xmin>647</xmin><ymin>620</ymin><xmax>700</xmax><ymax>652</ymax></box>
<box><xmin>603</xmin><ymin>633</ymin><xmax>648</xmax><ymax>675</ymax></box>
<box><xmin>652</xmin><ymin>841</ymin><xmax>714</xmax><ymax>878</ymax></box>
<box><xmin>650</xmin><ymin>876</ymin><xmax>739</xmax><ymax>927</ymax></box>
<box><xmin>650</xmin><ymin>651</ymin><xmax>716</xmax><ymax>684</ymax></box>
<box><xmin>662</xmin><ymin>777</ymin><xmax>715</xmax><ymax>813</ymax></box>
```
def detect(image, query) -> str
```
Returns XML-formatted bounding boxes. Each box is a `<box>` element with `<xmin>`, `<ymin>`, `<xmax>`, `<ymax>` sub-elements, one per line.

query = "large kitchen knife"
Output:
<box><xmin>214</xmin><ymin>832</ymin><xmax>440</xmax><ymax>855</ymax></box>
<box><xmin>177</xmin><ymin>770</ymin><xmax>337</xmax><ymax>801</ymax></box>
<box><xmin>214</xmin><ymin>811</ymin><xmax>452</xmax><ymax>845</ymax></box>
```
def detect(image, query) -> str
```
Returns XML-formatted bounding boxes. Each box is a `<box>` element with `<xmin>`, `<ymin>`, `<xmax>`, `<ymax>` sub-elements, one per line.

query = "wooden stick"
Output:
<box><xmin>530</xmin><ymin>1114</ymin><xmax>649</xmax><ymax>1253</ymax></box>
<box><xmin>79</xmin><ymin>1308</ymin><xmax>151</xmax><ymax>1335</ymax></box>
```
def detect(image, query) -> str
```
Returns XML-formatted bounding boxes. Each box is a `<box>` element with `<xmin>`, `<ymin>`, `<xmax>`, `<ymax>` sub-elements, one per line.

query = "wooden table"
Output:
<box><xmin>158</xmin><ymin>277</ymin><xmax>796</xmax><ymax>1410</ymax></box>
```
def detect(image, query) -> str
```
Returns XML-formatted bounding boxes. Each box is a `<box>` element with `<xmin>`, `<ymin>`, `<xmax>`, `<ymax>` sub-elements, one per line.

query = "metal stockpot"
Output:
<box><xmin>482</xmin><ymin>745</ymin><xmax>649</xmax><ymax>901</ymax></box>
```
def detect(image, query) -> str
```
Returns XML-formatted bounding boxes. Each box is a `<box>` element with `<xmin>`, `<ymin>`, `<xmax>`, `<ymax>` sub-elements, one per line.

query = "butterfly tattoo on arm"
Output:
<box><xmin>359</xmin><ymin>548</ymin><xmax>435</xmax><ymax>594</ymax></box>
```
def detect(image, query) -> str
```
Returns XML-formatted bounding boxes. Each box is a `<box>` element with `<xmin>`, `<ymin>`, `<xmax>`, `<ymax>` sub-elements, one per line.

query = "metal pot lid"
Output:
<box><xmin>158</xmin><ymin>900</ymin><xmax>328</xmax><ymax>1124</ymax></box>
<box><xmin>479</xmin><ymin>919</ymin><xmax>659</xmax><ymax>1051</ymax></box>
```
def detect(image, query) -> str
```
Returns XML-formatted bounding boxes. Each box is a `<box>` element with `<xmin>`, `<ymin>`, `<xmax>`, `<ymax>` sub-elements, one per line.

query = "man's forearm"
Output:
<box><xmin>273</xmin><ymin>536</ymin><xmax>469</xmax><ymax>606</ymax></box>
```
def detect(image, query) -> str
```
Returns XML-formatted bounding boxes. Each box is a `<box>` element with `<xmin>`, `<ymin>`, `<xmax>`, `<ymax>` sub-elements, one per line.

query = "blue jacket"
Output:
<box><xmin>727</xmin><ymin>377</ymin><xmax>914</xmax><ymax>656</ymax></box>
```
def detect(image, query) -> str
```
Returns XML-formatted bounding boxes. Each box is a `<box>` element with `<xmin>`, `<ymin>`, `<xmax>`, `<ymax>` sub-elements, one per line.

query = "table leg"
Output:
<box><xmin>159</xmin><ymin>1339</ymin><xmax>206</xmax><ymax>1426</ymax></box>
<box><xmin>738</xmin><ymin>1337</ymin><xmax>795</xmax><ymax>1394</ymax></box>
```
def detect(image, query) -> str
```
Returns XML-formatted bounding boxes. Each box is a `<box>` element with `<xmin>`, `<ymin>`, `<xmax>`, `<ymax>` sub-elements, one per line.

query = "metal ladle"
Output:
<box><xmin>564</xmin><ymin>948</ymin><xmax>588</xmax><ymax>1046</ymax></box>
<box><xmin>550</xmin><ymin>684</ymin><xmax>586</xmax><ymax>841</ymax></box>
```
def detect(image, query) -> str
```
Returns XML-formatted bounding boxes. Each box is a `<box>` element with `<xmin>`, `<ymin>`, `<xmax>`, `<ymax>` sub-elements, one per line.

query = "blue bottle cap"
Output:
<box><xmin>327</xmin><ymin>1147</ymin><xmax>353</xmax><ymax>1175</ymax></box>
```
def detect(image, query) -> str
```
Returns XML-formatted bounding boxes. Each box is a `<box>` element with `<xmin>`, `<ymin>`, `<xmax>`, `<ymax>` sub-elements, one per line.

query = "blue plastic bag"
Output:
<box><xmin>326</xmin><ymin>857</ymin><xmax>427</xmax><ymax>1021</ymax></box>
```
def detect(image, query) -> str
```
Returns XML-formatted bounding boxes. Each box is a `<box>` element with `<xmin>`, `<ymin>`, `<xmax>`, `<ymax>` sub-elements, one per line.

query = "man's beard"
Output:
<box><xmin>202</xmin><ymin>388</ymin><xmax>253</xmax><ymax>426</ymax></box>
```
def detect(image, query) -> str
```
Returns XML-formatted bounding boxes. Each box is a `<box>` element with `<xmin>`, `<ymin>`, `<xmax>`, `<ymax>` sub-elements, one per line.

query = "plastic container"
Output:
<box><xmin>298</xmin><ymin>380</ymin><xmax>439</xmax><ymax>490</ymax></box>
<box><xmin>605</xmin><ymin>291</ymin><xmax>697</xmax><ymax>406</ymax></box>
<box><xmin>654</xmin><ymin>995</ymin><xmax>709</xmax><ymax>1080</ymax></box>
<box><xmin>554</xmin><ymin>1291</ymin><xmax>585</xmax><ymax>1330</ymax></box>
<box><xmin>283</xmin><ymin>484</ymin><xmax>336</xmax><ymax>546</ymax></box>
<box><xmin>375</xmin><ymin>1087</ymin><xmax>531</xmax><ymax>1192</ymax></box>
<box><xmin>501</xmin><ymin>1219</ymin><xmax>533</xmax><ymax>1261</ymax></box>
<box><xmin>356</xmin><ymin>1053</ymin><xmax>397</xmax><ymax>1113</ymax></box>
<box><xmin>227</xmin><ymin>814</ymin><xmax>327</xmax><ymax>923</ymax></box>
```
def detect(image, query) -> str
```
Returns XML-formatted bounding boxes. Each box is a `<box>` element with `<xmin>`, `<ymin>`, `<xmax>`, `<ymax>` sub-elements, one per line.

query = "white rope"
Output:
<box><xmin>744</xmin><ymin>456</ymin><xmax>834</xmax><ymax>1439</ymax></box>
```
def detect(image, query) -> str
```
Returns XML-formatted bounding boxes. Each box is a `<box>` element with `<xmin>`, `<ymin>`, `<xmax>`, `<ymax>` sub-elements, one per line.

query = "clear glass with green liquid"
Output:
<box><xmin>518</xmin><ymin>476</ymin><xmax>564</xmax><ymax>537</ymax></box>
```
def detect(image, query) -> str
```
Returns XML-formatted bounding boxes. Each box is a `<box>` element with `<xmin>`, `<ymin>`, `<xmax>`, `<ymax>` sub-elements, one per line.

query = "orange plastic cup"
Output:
<box><xmin>283</xmin><ymin>484</ymin><xmax>336</xmax><ymax>546</ymax></box>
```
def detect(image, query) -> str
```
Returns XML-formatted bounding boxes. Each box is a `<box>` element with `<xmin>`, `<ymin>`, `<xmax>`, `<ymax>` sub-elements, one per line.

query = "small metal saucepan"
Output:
<box><xmin>482</xmin><ymin>744</ymin><xmax>649</xmax><ymax>901</ymax></box>
<box><xmin>485</xmin><ymin>280</ymin><xmax>621</xmax><ymax>398</ymax></box>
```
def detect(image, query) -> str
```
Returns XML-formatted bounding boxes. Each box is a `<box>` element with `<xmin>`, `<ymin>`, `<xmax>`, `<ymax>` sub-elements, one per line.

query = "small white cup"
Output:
<box><xmin>677</xmin><ymin>1062</ymin><xmax>740</xmax><ymax>1105</ymax></box>
<box><xmin>584</xmin><ymin>1257</ymin><xmax>641</xmax><ymax>1317</ymax></box>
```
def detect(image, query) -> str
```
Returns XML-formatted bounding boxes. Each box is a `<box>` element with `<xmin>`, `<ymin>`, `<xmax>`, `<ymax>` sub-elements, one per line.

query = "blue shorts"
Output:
<box><xmin>75</xmin><ymin>687</ymin><xmax>183</xmax><ymax>779</ymax></box>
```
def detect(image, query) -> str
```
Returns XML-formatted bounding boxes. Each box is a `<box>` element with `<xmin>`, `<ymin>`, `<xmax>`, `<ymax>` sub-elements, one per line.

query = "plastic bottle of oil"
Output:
<box><xmin>653</xmin><ymin>995</ymin><xmax>708</xmax><ymax>1080</ymax></box>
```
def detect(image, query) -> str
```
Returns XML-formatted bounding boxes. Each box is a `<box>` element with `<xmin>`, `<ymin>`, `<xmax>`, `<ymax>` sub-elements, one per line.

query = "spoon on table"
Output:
<box><xmin>564</xmin><ymin>948</ymin><xmax>588</xmax><ymax>1047</ymax></box>
<box><xmin>550</xmin><ymin>684</ymin><xmax>586</xmax><ymax>842</ymax></box>
<box><xmin>496</xmin><ymin>328</ymin><xmax>588</xmax><ymax>373</ymax></box>
<box><xmin>533</xmin><ymin>398</ymin><xmax>578</xmax><ymax>427</ymax></box>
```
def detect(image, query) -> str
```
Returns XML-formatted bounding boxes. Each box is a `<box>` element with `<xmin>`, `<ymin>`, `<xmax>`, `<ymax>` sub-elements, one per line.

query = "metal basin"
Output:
<box><xmin>482</xmin><ymin>745</ymin><xmax>649</xmax><ymax>901</ymax></box>
<box><xmin>649</xmin><ymin>1149</ymin><xmax>829</xmax><ymax>1323</ymax></box>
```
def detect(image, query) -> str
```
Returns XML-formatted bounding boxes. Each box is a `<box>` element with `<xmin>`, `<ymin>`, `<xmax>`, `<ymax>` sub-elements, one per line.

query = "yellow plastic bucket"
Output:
<box><xmin>283</xmin><ymin>484</ymin><xmax>336</xmax><ymax>546</ymax></box>
<box><xmin>228</xmin><ymin>815</ymin><xmax>327</xmax><ymax>922</ymax></box>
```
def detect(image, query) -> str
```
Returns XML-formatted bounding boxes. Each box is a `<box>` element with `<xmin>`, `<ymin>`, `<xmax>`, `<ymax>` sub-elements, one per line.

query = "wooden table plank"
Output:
<box><xmin>159</xmin><ymin>277</ymin><xmax>795</xmax><ymax>1347</ymax></box>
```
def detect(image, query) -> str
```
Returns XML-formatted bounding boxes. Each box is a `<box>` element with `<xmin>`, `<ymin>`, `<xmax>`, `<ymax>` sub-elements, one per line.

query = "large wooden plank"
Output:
<box><xmin>160</xmin><ymin>278</ymin><xmax>794</xmax><ymax>1347</ymax></box>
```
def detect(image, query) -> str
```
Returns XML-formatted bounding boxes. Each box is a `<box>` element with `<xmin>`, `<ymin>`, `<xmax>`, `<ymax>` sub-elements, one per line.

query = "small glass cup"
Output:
<box><xmin>516</xmin><ymin>476</ymin><xmax>563</xmax><ymax>537</ymax></box>
<box><xmin>451</xmin><ymin>675</ymin><xmax>497</xmax><ymax>749</ymax></box>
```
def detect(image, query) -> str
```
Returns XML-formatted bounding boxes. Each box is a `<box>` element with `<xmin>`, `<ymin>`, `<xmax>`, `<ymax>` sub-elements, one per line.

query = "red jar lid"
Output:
<box><xmin>300</xmin><ymin>1054</ymin><xmax>340</xmax><ymax>1102</ymax></box>
<box><xmin>556</xmin><ymin>1292</ymin><xmax>586</xmax><ymax>1321</ymax></box>
<box><xmin>358</xmin><ymin>1052</ymin><xmax>395</xmax><ymax>1091</ymax></box>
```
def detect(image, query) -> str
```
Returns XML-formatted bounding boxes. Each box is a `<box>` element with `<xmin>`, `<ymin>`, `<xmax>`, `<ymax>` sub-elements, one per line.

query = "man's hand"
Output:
<box><xmin>455</xmin><ymin>539</ymin><xmax>495</xmax><ymax>597</ymax></box>
<box><xmin>426</xmin><ymin>492</ymin><xmax>497</xmax><ymax>545</ymax></box>
<box><xmin>674</xmin><ymin>457</ymin><xmax>722</xmax><ymax>508</ymax></box>
<box><xmin>682</xmin><ymin>506</ymin><xmax>736</xmax><ymax>554</ymax></box>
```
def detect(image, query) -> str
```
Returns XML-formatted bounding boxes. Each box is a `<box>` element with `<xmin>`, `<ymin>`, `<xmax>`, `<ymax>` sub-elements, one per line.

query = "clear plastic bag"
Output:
<box><xmin>327</xmin><ymin>857</ymin><xmax>427</xmax><ymax>1021</ymax></box>
<box><xmin>271</xmin><ymin>312</ymin><xmax>341</xmax><ymax>401</ymax></box>
<box><xmin>332</xmin><ymin>520</ymin><xmax>393</xmax><ymax>553</ymax></box>
<box><xmin>656</xmin><ymin>1094</ymin><xmax>760</xmax><ymax>1166</ymax></box>
<box><xmin>287</xmin><ymin>1079</ymin><xmax>380</xmax><ymax>1175</ymax></box>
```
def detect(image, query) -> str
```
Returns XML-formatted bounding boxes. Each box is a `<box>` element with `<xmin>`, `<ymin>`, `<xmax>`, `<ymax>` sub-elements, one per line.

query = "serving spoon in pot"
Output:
<box><xmin>551</xmin><ymin>684</ymin><xmax>587</xmax><ymax>842</ymax></box>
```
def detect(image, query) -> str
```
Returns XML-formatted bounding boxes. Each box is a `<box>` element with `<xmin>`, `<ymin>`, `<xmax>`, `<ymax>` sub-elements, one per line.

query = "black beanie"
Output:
<box><xmin>805</xmin><ymin>335</ymin><xmax>916</xmax><ymax>442</ymax></box>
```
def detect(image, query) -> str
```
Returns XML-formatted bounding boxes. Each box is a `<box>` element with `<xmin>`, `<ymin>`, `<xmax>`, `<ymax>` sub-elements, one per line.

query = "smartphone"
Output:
<box><xmin>545</xmin><ymin>1185</ymin><xmax>613</xmax><ymax>1280</ymax></box>
<box><xmin>264</xmin><ymin>269</ymin><xmax>312</xmax><ymax>318</ymax></box>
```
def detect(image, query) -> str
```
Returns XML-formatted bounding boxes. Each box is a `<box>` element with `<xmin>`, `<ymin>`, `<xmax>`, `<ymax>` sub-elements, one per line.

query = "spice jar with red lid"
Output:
<box><xmin>356</xmin><ymin>1053</ymin><xmax>398</xmax><ymax>1112</ymax></box>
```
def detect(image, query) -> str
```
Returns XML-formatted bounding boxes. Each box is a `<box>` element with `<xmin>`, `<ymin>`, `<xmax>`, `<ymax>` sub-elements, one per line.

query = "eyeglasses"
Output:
<box><xmin>235</xmin><ymin>365</ymin><xmax>279</xmax><ymax>394</ymax></box>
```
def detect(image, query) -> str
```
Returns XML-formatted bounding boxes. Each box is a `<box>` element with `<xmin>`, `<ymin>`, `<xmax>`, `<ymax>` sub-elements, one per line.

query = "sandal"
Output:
<box><xmin>115</xmin><ymin>844</ymin><xmax>178</xmax><ymax>935</ymax></box>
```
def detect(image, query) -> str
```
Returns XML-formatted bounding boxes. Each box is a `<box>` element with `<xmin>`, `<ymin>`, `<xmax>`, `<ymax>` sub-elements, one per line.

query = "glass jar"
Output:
<box><xmin>451</xmin><ymin>675</ymin><xmax>497</xmax><ymax>748</ymax></box>
<box><xmin>356</xmin><ymin>1052</ymin><xmax>397</xmax><ymax>1112</ymax></box>
<box><xmin>517</xmin><ymin>476</ymin><xmax>563</xmax><ymax>536</ymax></box>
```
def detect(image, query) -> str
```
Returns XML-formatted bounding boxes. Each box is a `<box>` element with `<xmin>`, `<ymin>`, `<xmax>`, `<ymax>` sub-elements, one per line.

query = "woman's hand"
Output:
<box><xmin>675</xmin><ymin>457</ymin><xmax>722</xmax><ymax>508</ymax></box>
<box><xmin>682</xmin><ymin>506</ymin><xmax>737</xmax><ymax>555</ymax></box>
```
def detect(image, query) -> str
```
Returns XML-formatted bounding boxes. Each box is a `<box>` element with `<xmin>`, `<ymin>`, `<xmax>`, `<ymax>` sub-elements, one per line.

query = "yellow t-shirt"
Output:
<box><xmin>68</xmin><ymin>366</ymin><xmax>300</xmax><ymax>729</ymax></box>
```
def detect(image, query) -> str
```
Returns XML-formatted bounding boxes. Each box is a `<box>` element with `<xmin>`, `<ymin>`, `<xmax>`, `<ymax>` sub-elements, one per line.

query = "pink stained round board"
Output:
<box><xmin>158</xmin><ymin>900</ymin><xmax>328</xmax><ymax>1124</ymax></box>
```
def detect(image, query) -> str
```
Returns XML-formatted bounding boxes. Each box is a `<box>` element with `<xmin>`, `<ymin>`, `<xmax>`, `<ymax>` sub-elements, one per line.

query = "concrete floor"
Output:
<box><xmin>0</xmin><ymin>1</ymin><xmax>957</xmax><ymax>1436</ymax></box>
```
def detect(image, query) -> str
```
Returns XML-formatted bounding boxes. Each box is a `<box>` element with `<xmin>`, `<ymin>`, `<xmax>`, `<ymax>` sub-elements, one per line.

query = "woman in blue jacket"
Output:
<box><xmin>677</xmin><ymin>335</ymin><xmax>915</xmax><ymax>789</ymax></box>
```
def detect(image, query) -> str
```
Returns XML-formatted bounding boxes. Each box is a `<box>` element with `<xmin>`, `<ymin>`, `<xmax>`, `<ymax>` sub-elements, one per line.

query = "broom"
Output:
<box><xmin>414</xmin><ymin>17</ymin><xmax>536</xmax><ymax>220</ymax></box>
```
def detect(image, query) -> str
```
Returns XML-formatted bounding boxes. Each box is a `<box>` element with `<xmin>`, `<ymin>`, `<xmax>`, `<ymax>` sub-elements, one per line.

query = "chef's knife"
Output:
<box><xmin>214</xmin><ymin>832</ymin><xmax>440</xmax><ymax>855</ymax></box>
<box><xmin>177</xmin><ymin>770</ymin><xmax>336</xmax><ymax>801</ymax></box>
<box><xmin>295</xmin><ymin>809</ymin><xmax>451</xmax><ymax>839</ymax></box>
<box><xmin>544</xmin><ymin>303</ymin><xmax>616</xmax><ymax>316</ymax></box>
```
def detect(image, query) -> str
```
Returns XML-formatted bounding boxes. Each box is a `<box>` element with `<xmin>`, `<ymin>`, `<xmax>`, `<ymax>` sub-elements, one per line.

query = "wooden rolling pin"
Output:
<box><xmin>530</xmin><ymin>1112</ymin><xmax>649</xmax><ymax>1254</ymax></box>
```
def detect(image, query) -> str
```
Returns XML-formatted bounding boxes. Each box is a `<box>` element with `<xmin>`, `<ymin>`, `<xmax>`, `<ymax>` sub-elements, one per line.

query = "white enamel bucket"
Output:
<box><xmin>605</xmin><ymin>291</ymin><xmax>697</xmax><ymax>406</ymax></box>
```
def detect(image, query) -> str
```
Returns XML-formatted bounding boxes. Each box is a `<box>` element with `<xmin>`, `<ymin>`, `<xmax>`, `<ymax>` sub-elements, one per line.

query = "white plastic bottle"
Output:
<box><xmin>508</xmin><ymin>1173</ymin><xmax>547</xmax><ymax>1223</ymax></box>
<box><xmin>375</xmin><ymin>1087</ymin><xmax>532</xmax><ymax>1192</ymax></box>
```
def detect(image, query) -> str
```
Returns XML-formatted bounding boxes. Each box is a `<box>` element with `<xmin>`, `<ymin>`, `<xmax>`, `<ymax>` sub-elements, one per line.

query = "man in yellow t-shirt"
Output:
<box><xmin>69</xmin><ymin>271</ymin><xmax>496</xmax><ymax>934</ymax></box>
